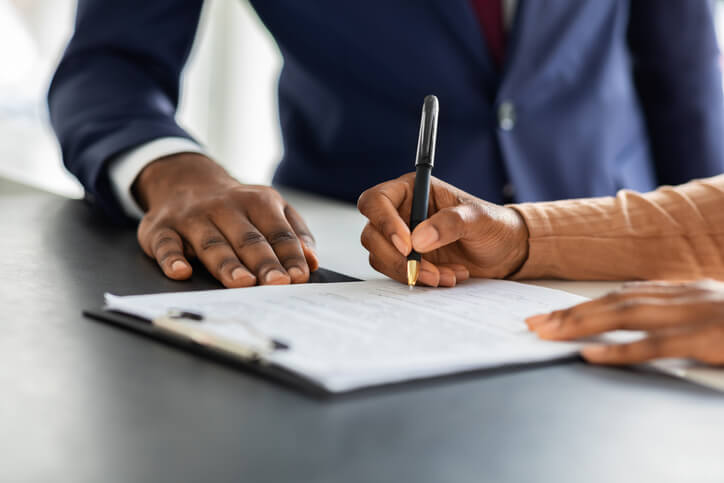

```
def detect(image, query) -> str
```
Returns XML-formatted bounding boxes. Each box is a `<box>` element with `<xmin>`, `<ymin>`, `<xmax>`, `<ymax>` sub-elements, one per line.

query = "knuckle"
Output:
<box><xmin>360</xmin><ymin>226</ymin><xmax>372</xmax><ymax>250</ymax></box>
<box><xmin>250</xmin><ymin>187</ymin><xmax>281</xmax><ymax>205</ymax></box>
<box><xmin>254</xmin><ymin>258</ymin><xmax>283</xmax><ymax>274</ymax></box>
<box><xmin>570</xmin><ymin>313</ymin><xmax>584</xmax><ymax>326</ymax></box>
<box><xmin>236</xmin><ymin>231</ymin><xmax>267</xmax><ymax>251</ymax></box>
<box><xmin>607</xmin><ymin>344</ymin><xmax>629</xmax><ymax>358</ymax></box>
<box><xmin>153</xmin><ymin>235</ymin><xmax>179</xmax><ymax>252</ymax></box>
<box><xmin>200</xmin><ymin>234</ymin><xmax>227</xmax><ymax>252</ymax></box>
<box><xmin>267</xmin><ymin>230</ymin><xmax>297</xmax><ymax>246</ymax></box>
<box><xmin>280</xmin><ymin>256</ymin><xmax>307</xmax><ymax>268</ymax></box>
<box><xmin>217</xmin><ymin>257</ymin><xmax>239</xmax><ymax>273</ymax></box>
<box><xmin>378</xmin><ymin>220</ymin><xmax>393</xmax><ymax>237</ymax></box>
<box><xmin>557</xmin><ymin>307</ymin><xmax>574</xmax><ymax>321</ymax></box>
<box><xmin>158</xmin><ymin>250</ymin><xmax>184</xmax><ymax>265</ymax></box>
<box><xmin>549</xmin><ymin>309</ymin><xmax>564</xmax><ymax>320</ymax></box>
<box><xmin>357</xmin><ymin>191</ymin><xmax>370</xmax><ymax>212</ymax></box>
<box><xmin>446</xmin><ymin>208</ymin><xmax>466</xmax><ymax>227</ymax></box>
<box><xmin>605</xmin><ymin>291</ymin><xmax>625</xmax><ymax>304</ymax></box>
<box><xmin>641</xmin><ymin>336</ymin><xmax>662</xmax><ymax>357</ymax></box>
<box><xmin>614</xmin><ymin>300</ymin><xmax>638</xmax><ymax>314</ymax></box>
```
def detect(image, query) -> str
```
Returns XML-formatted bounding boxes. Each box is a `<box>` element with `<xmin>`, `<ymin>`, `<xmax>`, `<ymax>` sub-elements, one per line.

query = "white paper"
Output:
<box><xmin>105</xmin><ymin>279</ymin><xmax>594</xmax><ymax>392</ymax></box>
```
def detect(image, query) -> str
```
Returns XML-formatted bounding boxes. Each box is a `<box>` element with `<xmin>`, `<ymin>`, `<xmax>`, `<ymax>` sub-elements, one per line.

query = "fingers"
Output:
<box><xmin>139</xmin><ymin>225</ymin><xmax>193</xmax><ymax>280</ymax></box>
<box><xmin>525</xmin><ymin>281</ymin><xmax>714</xmax><ymax>331</ymax></box>
<box><xmin>440</xmin><ymin>263</ymin><xmax>470</xmax><ymax>284</ymax></box>
<box><xmin>358</xmin><ymin>177</ymin><xmax>412</xmax><ymax>256</ymax></box>
<box><xmin>177</xmin><ymin>218</ymin><xmax>257</xmax><ymax>288</ymax></box>
<box><xmin>284</xmin><ymin>204</ymin><xmax>320</xmax><ymax>272</ymax></box>
<box><xmin>620</xmin><ymin>279</ymin><xmax>721</xmax><ymax>291</ymax></box>
<box><xmin>525</xmin><ymin>288</ymin><xmax>682</xmax><ymax>330</ymax></box>
<box><xmin>581</xmin><ymin>323</ymin><xmax>724</xmax><ymax>365</ymax></box>
<box><xmin>212</xmin><ymin>212</ymin><xmax>291</xmax><ymax>285</ymax></box>
<box><xmin>410</xmin><ymin>204</ymin><xmax>478</xmax><ymax>253</ymax></box>
<box><xmin>362</xmin><ymin>223</ymin><xmax>466</xmax><ymax>287</ymax></box>
<box><xmin>532</xmin><ymin>297</ymin><xmax>724</xmax><ymax>341</ymax></box>
<box><xmin>246</xmin><ymin>203</ymin><xmax>310</xmax><ymax>284</ymax></box>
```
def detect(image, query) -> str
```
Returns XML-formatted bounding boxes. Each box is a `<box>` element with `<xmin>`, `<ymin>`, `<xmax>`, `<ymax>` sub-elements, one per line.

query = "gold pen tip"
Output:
<box><xmin>407</xmin><ymin>260</ymin><xmax>420</xmax><ymax>287</ymax></box>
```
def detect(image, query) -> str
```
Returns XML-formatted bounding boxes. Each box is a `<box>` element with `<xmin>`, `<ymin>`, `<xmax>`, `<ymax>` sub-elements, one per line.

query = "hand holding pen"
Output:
<box><xmin>357</xmin><ymin>96</ymin><xmax>530</xmax><ymax>287</ymax></box>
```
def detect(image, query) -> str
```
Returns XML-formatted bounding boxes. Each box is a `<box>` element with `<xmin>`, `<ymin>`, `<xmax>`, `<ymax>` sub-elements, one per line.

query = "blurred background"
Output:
<box><xmin>2</xmin><ymin>0</ymin><xmax>724</xmax><ymax>199</ymax></box>
<box><xmin>0</xmin><ymin>0</ymin><xmax>281</xmax><ymax>198</ymax></box>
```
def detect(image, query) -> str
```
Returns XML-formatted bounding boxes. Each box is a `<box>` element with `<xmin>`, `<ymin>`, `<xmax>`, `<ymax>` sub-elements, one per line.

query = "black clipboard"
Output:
<box><xmin>83</xmin><ymin>268</ymin><xmax>360</xmax><ymax>397</ymax></box>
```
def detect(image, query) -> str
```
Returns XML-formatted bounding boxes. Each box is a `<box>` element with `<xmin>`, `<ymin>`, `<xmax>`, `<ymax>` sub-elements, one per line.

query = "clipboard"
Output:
<box><xmin>83</xmin><ymin>268</ymin><xmax>360</xmax><ymax>397</ymax></box>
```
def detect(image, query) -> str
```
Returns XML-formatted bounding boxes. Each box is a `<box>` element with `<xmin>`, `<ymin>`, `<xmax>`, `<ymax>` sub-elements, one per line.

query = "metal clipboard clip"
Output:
<box><xmin>152</xmin><ymin>309</ymin><xmax>289</xmax><ymax>362</ymax></box>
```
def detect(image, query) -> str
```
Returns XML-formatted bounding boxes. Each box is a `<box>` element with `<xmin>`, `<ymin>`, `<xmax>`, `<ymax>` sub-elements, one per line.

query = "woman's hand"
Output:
<box><xmin>526</xmin><ymin>280</ymin><xmax>724</xmax><ymax>365</ymax></box>
<box><xmin>357</xmin><ymin>173</ymin><xmax>529</xmax><ymax>287</ymax></box>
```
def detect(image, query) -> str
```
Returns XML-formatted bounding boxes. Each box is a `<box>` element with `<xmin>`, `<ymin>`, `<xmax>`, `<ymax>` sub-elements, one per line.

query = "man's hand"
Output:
<box><xmin>527</xmin><ymin>280</ymin><xmax>724</xmax><ymax>365</ymax></box>
<box><xmin>134</xmin><ymin>153</ymin><xmax>318</xmax><ymax>288</ymax></box>
<box><xmin>357</xmin><ymin>173</ymin><xmax>529</xmax><ymax>287</ymax></box>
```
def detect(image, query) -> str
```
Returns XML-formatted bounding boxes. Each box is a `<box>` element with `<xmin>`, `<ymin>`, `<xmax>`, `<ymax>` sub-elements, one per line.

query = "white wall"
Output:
<box><xmin>0</xmin><ymin>0</ymin><xmax>283</xmax><ymax>196</ymax></box>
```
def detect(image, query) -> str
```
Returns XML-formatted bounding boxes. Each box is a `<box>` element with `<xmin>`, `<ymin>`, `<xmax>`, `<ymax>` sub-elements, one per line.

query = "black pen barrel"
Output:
<box><xmin>408</xmin><ymin>163</ymin><xmax>432</xmax><ymax>262</ymax></box>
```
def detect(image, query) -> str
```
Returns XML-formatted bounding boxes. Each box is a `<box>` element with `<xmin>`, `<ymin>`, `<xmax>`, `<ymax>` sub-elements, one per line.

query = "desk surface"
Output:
<box><xmin>1</xmin><ymin>177</ymin><xmax>722</xmax><ymax>483</ymax></box>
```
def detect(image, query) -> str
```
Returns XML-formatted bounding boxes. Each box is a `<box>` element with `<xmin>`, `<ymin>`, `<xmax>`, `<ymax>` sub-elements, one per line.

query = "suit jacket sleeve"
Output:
<box><xmin>48</xmin><ymin>0</ymin><xmax>204</xmax><ymax>222</ymax></box>
<box><xmin>627</xmin><ymin>0</ymin><xmax>724</xmax><ymax>187</ymax></box>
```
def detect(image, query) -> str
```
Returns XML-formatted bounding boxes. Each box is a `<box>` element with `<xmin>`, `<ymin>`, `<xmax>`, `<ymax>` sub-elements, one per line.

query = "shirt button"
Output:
<box><xmin>498</xmin><ymin>101</ymin><xmax>516</xmax><ymax>131</ymax></box>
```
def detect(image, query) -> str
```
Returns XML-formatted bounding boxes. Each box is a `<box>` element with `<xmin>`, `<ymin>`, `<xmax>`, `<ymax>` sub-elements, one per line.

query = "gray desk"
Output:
<box><xmin>1</xmin><ymin>177</ymin><xmax>722</xmax><ymax>483</ymax></box>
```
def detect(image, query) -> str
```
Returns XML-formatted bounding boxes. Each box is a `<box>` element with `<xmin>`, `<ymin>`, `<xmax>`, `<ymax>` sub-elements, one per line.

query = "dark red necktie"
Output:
<box><xmin>470</xmin><ymin>0</ymin><xmax>506</xmax><ymax>67</ymax></box>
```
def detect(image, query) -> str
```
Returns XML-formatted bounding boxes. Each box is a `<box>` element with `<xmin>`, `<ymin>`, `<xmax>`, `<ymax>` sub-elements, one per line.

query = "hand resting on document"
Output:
<box><xmin>133</xmin><ymin>153</ymin><xmax>319</xmax><ymax>288</ymax></box>
<box><xmin>527</xmin><ymin>280</ymin><xmax>724</xmax><ymax>365</ymax></box>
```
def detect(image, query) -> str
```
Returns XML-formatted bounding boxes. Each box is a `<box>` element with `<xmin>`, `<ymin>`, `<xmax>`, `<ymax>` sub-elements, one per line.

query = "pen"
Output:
<box><xmin>407</xmin><ymin>95</ymin><xmax>439</xmax><ymax>287</ymax></box>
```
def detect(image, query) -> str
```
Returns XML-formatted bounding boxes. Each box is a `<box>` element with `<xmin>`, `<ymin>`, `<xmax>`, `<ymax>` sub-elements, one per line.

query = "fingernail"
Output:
<box><xmin>525</xmin><ymin>313</ymin><xmax>550</xmax><ymax>329</ymax></box>
<box><xmin>412</xmin><ymin>226</ymin><xmax>439</xmax><ymax>251</ymax></box>
<box><xmin>171</xmin><ymin>260</ymin><xmax>188</xmax><ymax>272</ymax></box>
<box><xmin>453</xmin><ymin>268</ymin><xmax>469</xmax><ymax>281</ymax></box>
<box><xmin>439</xmin><ymin>272</ymin><xmax>456</xmax><ymax>287</ymax></box>
<box><xmin>288</xmin><ymin>267</ymin><xmax>304</xmax><ymax>280</ymax></box>
<box><xmin>391</xmin><ymin>233</ymin><xmax>408</xmax><ymax>255</ymax></box>
<box><xmin>231</xmin><ymin>267</ymin><xmax>250</xmax><ymax>281</ymax></box>
<box><xmin>535</xmin><ymin>319</ymin><xmax>562</xmax><ymax>338</ymax></box>
<box><xmin>419</xmin><ymin>269</ymin><xmax>438</xmax><ymax>287</ymax></box>
<box><xmin>265</xmin><ymin>269</ymin><xmax>288</xmax><ymax>284</ymax></box>
<box><xmin>581</xmin><ymin>345</ymin><xmax>607</xmax><ymax>358</ymax></box>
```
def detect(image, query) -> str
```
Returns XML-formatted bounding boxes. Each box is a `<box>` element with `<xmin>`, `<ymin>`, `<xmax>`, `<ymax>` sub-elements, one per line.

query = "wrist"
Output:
<box><xmin>504</xmin><ymin>206</ymin><xmax>530</xmax><ymax>278</ymax></box>
<box><xmin>132</xmin><ymin>153</ymin><xmax>233</xmax><ymax>211</ymax></box>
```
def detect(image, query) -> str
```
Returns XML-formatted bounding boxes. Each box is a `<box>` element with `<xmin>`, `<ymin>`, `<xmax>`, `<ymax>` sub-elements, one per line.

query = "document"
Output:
<box><xmin>105</xmin><ymin>279</ymin><xmax>595</xmax><ymax>392</ymax></box>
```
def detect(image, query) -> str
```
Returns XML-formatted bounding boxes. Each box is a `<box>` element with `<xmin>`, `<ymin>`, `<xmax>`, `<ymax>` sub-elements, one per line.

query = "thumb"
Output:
<box><xmin>411</xmin><ymin>204</ymin><xmax>481</xmax><ymax>253</ymax></box>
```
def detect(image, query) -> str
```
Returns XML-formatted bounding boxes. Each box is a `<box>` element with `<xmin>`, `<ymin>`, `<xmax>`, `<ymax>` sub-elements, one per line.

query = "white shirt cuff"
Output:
<box><xmin>108</xmin><ymin>137</ymin><xmax>206</xmax><ymax>219</ymax></box>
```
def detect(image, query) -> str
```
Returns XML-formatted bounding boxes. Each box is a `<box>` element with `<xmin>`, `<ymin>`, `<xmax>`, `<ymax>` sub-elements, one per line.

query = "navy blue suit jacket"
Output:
<box><xmin>49</xmin><ymin>0</ymin><xmax>724</xmax><ymax>222</ymax></box>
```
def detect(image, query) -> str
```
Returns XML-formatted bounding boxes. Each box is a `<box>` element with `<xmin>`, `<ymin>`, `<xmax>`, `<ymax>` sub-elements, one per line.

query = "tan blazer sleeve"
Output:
<box><xmin>509</xmin><ymin>175</ymin><xmax>724</xmax><ymax>281</ymax></box>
